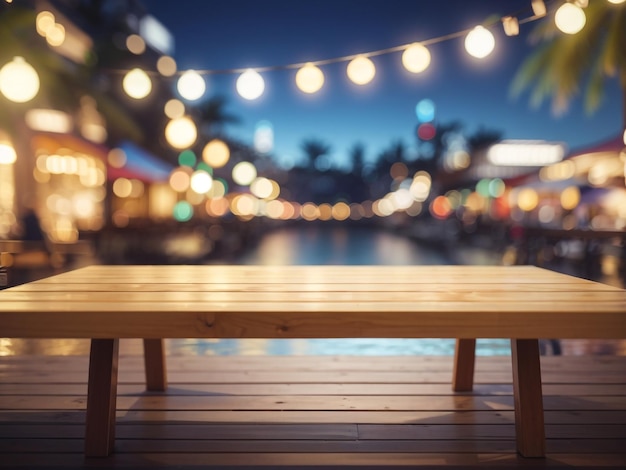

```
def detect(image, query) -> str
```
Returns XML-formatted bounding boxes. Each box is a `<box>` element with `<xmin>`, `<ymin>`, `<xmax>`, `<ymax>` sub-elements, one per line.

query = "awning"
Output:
<box><xmin>111</xmin><ymin>141</ymin><xmax>174</xmax><ymax>183</ymax></box>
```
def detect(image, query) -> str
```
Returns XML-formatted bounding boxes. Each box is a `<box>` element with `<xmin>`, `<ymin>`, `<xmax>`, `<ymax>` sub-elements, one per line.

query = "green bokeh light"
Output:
<box><xmin>178</xmin><ymin>150</ymin><xmax>197</xmax><ymax>167</ymax></box>
<box><xmin>196</xmin><ymin>162</ymin><xmax>213</xmax><ymax>175</ymax></box>
<box><xmin>173</xmin><ymin>201</ymin><xmax>193</xmax><ymax>221</ymax></box>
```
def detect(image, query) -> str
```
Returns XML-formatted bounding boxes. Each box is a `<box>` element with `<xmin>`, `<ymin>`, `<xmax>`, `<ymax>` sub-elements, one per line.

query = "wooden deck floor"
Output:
<box><xmin>0</xmin><ymin>350</ymin><xmax>625</xmax><ymax>468</ymax></box>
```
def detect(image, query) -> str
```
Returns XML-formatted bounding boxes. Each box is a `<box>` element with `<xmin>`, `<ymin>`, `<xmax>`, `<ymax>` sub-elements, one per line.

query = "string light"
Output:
<box><xmin>236</xmin><ymin>69</ymin><xmax>265</xmax><ymax>100</ymax></box>
<box><xmin>295</xmin><ymin>63</ymin><xmax>325</xmax><ymax>94</ymax></box>
<box><xmin>464</xmin><ymin>26</ymin><xmax>495</xmax><ymax>59</ymax></box>
<box><xmin>122</xmin><ymin>68</ymin><xmax>151</xmax><ymax>99</ymax></box>
<box><xmin>164</xmin><ymin>116</ymin><xmax>197</xmax><ymax>149</ymax></box>
<box><xmin>401</xmin><ymin>43</ymin><xmax>431</xmax><ymax>73</ymax></box>
<box><xmin>531</xmin><ymin>0</ymin><xmax>547</xmax><ymax>17</ymax></box>
<box><xmin>0</xmin><ymin>57</ymin><xmax>40</xmax><ymax>103</ymax></box>
<box><xmin>555</xmin><ymin>3</ymin><xmax>586</xmax><ymax>34</ymax></box>
<box><xmin>177</xmin><ymin>70</ymin><xmax>206</xmax><ymax>101</ymax></box>
<box><xmin>502</xmin><ymin>16</ymin><xmax>520</xmax><ymax>36</ymax></box>
<box><xmin>347</xmin><ymin>56</ymin><xmax>376</xmax><ymax>85</ymax></box>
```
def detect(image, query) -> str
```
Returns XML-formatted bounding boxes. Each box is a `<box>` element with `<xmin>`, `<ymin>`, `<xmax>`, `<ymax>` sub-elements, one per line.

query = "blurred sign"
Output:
<box><xmin>487</xmin><ymin>140</ymin><xmax>566</xmax><ymax>166</ymax></box>
<box><xmin>139</xmin><ymin>15</ymin><xmax>174</xmax><ymax>55</ymax></box>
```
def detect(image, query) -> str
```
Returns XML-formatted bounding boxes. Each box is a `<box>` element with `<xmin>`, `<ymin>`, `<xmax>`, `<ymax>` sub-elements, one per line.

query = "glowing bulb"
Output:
<box><xmin>347</xmin><ymin>56</ymin><xmax>376</xmax><ymax>85</ymax></box>
<box><xmin>465</xmin><ymin>26</ymin><xmax>495</xmax><ymax>59</ymax></box>
<box><xmin>164</xmin><ymin>99</ymin><xmax>185</xmax><ymax>119</ymax></box>
<box><xmin>164</xmin><ymin>116</ymin><xmax>197</xmax><ymax>149</ymax></box>
<box><xmin>126</xmin><ymin>34</ymin><xmax>146</xmax><ymax>55</ymax></box>
<box><xmin>45</xmin><ymin>23</ymin><xmax>65</xmax><ymax>47</ymax></box>
<box><xmin>202</xmin><ymin>139</ymin><xmax>230</xmax><ymax>168</ymax></box>
<box><xmin>0</xmin><ymin>57</ymin><xmax>40</xmax><ymax>103</ymax></box>
<box><xmin>295</xmin><ymin>63</ymin><xmax>324</xmax><ymax>94</ymax></box>
<box><xmin>402</xmin><ymin>43</ymin><xmax>431</xmax><ymax>73</ymax></box>
<box><xmin>36</xmin><ymin>11</ymin><xmax>55</xmax><ymax>36</ymax></box>
<box><xmin>157</xmin><ymin>56</ymin><xmax>177</xmax><ymax>77</ymax></box>
<box><xmin>236</xmin><ymin>69</ymin><xmax>264</xmax><ymax>100</ymax></box>
<box><xmin>122</xmin><ymin>68</ymin><xmax>151</xmax><ymax>99</ymax></box>
<box><xmin>555</xmin><ymin>3</ymin><xmax>586</xmax><ymax>34</ymax></box>
<box><xmin>190</xmin><ymin>170</ymin><xmax>213</xmax><ymax>194</ymax></box>
<box><xmin>177</xmin><ymin>70</ymin><xmax>206</xmax><ymax>101</ymax></box>
<box><xmin>607</xmin><ymin>0</ymin><xmax>625</xmax><ymax>3</ymax></box>
<box><xmin>0</xmin><ymin>142</ymin><xmax>17</xmax><ymax>165</ymax></box>
<box><xmin>232</xmin><ymin>161</ymin><xmax>257</xmax><ymax>186</ymax></box>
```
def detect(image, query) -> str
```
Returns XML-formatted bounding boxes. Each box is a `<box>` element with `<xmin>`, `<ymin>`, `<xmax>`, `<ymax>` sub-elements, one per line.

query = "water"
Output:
<box><xmin>177</xmin><ymin>224</ymin><xmax>513</xmax><ymax>356</ymax></box>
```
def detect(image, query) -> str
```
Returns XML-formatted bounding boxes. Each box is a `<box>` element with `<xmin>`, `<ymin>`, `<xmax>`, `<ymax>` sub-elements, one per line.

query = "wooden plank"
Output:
<box><xmin>3</xmin><ymin>382</ymin><xmax>626</xmax><ymax>397</ymax></box>
<box><xmin>84</xmin><ymin>339</ymin><xmax>118</xmax><ymax>457</ymax></box>
<box><xmin>511</xmin><ymin>339</ymin><xmax>545</xmax><ymax>458</ymax></box>
<box><xmin>3</xmin><ymin>408</ymin><xmax>625</xmax><ymax>425</ymax></box>
<box><xmin>143</xmin><ymin>339</ymin><xmax>167</xmax><ymax>391</ymax></box>
<box><xmin>2</xmin><ymin>308</ymin><xmax>625</xmax><ymax>339</ymax></box>
<box><xmin>11</xmin><ymin>281</ymin><xmax>622</xmax><ymax>292</ymax></box>
<box><xmin>3</xmin><ymin>394</ymin><xmax>626</xmax><ymax>412</ymax></box>
<box><xmin>453</xmin><ymin>338</ymin><xmax>476</xmax><ymax>391</ymax></box>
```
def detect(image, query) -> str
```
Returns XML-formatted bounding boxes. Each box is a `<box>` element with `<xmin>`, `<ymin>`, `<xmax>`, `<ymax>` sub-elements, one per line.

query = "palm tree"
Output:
<box><xmin>194</xmin><ymin>95</ymin><xmax>240</xmax><ymax>138</ymax></box>
<box><xmin>300</xmin><ymin>138</ymin><xmax>332</xmax><ymax>171</ymax></box>
<box><xmin>511</xmin><ymin>1</ymin><xmax>626</xmax><ymax>126</ymax></box>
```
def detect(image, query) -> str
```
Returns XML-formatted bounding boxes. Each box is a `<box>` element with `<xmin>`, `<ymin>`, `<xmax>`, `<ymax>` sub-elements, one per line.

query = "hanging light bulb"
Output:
<box><xmin>236</xmin><ymin>69</ymin><xmax>265</xmax><ymax>100</ymax></box>
<box><xmin>0</xmin><ymin>133</ymin><xmax>16</xmax><ymax>165</ymax></box>
<box><xmin>177</xmin><ymin>70</ymin><xmax>206</xmax><ymax>101</ymax></box>
<box><xmin>295</xmin><ymin>63</ymin><xmax>324</xmax><ymax>94</ymax></box>
<box><xmin>464</xmin><ymin>26</ymin><xmax>495</xmax><ymax>59</ymax></box>
<box><xmin>164</xmin><ymin>116</ymin><xmax>197</xmax><ymax>149</ymax></box>
<box><xmin>555</xmin><ymin>3</ymin><xmax>586</xmax><ymax>34</ymax></box>
<box><xmin>502</xmin><ymin>16</ymin><xmax>520</xmax><ymax>36</ymax></box>
<box><xmin>0</xmin><ymin>57</ymin><xmax>40</xmax><ymax>103</ymax></box>
<box><xmin>531</xmin><ymin>0</ymin><xmax>547</xmax><ymax>16</ymax></box>
<box><xmin>402</xmin><ymin>43</ymin><xmax>431</xmax><ymax>74</ymax></box>
<box><xmin>122</xmin><ymin>68</ymin><xmax>151</xmax><ymax>99</ymax></box>
<box><xmin>347</xmin><ymin>56</ymin><xmax>376</xmax><ymax>85</ymax></box>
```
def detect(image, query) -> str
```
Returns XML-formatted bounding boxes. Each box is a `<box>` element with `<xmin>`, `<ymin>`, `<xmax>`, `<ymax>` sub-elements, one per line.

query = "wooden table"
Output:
<box><xmin>1</xmin><ymin>265</ymin><xmax>625</xmax><ymax>458</ymax></box>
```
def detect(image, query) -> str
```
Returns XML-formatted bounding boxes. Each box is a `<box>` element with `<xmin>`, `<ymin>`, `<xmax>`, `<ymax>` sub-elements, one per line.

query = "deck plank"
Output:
<box><xmin>0</xmin><ymin>354</ymin><xmax>625</xmax><ymax>468</ymax></box>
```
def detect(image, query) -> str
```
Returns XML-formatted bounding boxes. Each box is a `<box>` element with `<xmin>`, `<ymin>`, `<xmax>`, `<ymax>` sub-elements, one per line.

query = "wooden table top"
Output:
<box><xmin>1</xmin><ymin>265</ymin><xmax>625</xmax><ymax>339</ymax></box>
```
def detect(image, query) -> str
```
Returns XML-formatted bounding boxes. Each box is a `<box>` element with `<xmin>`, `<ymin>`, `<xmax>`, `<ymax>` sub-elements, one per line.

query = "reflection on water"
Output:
<box><xmin>3</xmin><ymin>225</ymin><xmax>625</xmax><ymax>356</ymax></box>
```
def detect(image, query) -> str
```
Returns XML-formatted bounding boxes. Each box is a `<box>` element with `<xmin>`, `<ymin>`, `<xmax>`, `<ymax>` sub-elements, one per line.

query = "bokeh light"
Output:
<box><xmin>555</xmin><ymin>3</ymin><xmax>586</xmax><ymax>34</ymax></box>
<box><xmin>417</xmin><ymin>123</ymin><xmax>436</xmax><ymax>140</ymax></box>
<box><xmin>173</xmin><ymin>201</ymin><xmax>193</xmax><ymax>221</ymax></box>
<box><xmin>112</xmin><ymin>178</ymin><xmax>132</xmax><ymax>198</ymax></box>
<box><xmin>232</xmin><ymin>161</ymin><xmax>257</xmax><ymax>186</ymax></box>
<box><xmin>254</xmin><ymin>121</ymin><xmax>274</xmax><ymax>154</ymax></box>
<box><xmin>157</xmin><ymin>56</ymin><xmax>177</xmax><ymax>77</ymax></box>
<box><xmin>402</xmin><ymin>43</ymin><xmax>431</xmax><ymax>73</ymax></box>
<box><xmin>126</xmin><ymin>34</ymin><xmax>146</xmax><ymax>55</ymax></box>
<box><xmin>0</xmin><ymin>142</ymin><xmax>17</xmax><ymax>165</ymax></box>
<box><xmin>177</xmin><ymin>70</ymin><xmax>206</xmax><ymax>101</ymax></box>
<box><xmin>415</xmin><ymin>99</ymin><xmax>435</xmax><ymax>122</ymax></box>
<box><xmin>107</xmin><ymin>148</ymin><xmax>127</xmax><ymax>168</ymax></box>
<box><xmin>35</xmin><ymin>11</ymin><xmax>55</xmax><ymax>36</ymax></box>
<box><xmin>122</xmin><ymin>68</ymin><xmax>151</xmax><ymax>99</ymax></box>
<box><xmin>464</xmin><ymin>26</ymin><xmax>495</xmax><ymax>59</ymax></box>
<box><xmin>295</xmin><ymin>63</ymin><xmax>324</xmax><ymax>94</ymax></box>
<box><xmin>164</xmin><ymin>99</ymin><xmax>185</xmax><ymax>119</ymax></box>
<box><xmin>430</xmin><ymin>195</ymin><xmax>452</xmax><ymax>219</ymax></box>
<box><xmin>250</xmin><ymin>177</ymin><xmax>273</xmax><ymax>199</ymax></box>
<box><xmin>0</xmin><ymin>57</ymin><xmax>40</xmax><ymax>103</ymax></box>
<box><xmin>202</xmin><ymin>139</ymin><xmax>230</xmax><ymax>168</ymax></box>
<box><xmin>190</xmin><ymin>170</ymin><xmax>213</xmax><ymax>194</ymax></box>
<box><xmin>45</xmin><ymin>23</ymin><xmax>65</xmax><ymax>47</ymax></box>
<box><xmin>236</xmin><ymin>69</ymin><xmax>265</xmax><ymax>100</ymax></box>
<box><xmin>178</xmin><ymin>149</ymin><xmax>197</xmax><ymax>167</ymax></box>
<box><xmin>517</xmin><ymin>188</ymin><xmax>539</xmax><ymax>212</ymax></box>
<box><xmin>169</xmin><ymin>167</ymin><xmax>191</xmax><ymax>192</ymax></box>
<box><xmin>560</xmin><ymin>186</ymin><xmax>580</xmax><ymax>210</ymax></box>
<box><xmin>347</xmin><ymin>56</ymin><xmax>376</xmax><ymax>85</ymax></box>
<box><xmin>164</xmin><ymin>116</ymin><xmax>197</xmax><ymax>149</ymax></box>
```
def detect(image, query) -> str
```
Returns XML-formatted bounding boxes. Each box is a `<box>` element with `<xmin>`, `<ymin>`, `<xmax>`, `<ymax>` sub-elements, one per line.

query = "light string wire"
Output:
<box><xmin>108</xmin><ymin>2</ymin><xmax>556</xmax><ymax>76</ymax></box>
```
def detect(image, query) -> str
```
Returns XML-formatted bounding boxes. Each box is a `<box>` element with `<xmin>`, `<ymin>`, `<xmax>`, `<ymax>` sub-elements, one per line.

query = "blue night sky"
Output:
<box><xmin>147</xmin><ymin>0</ymin><xmax>623</xmax><ymax>169</ymax></box>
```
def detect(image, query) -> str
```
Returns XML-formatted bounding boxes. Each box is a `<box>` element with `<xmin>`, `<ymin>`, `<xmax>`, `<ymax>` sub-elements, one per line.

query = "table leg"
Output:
<box><xmin>85</xmin><ymin>338</ymin><xmax>119</xmax><ymax>457</ymax></box>
<box><xmin>511</xmin><ymin>338</ymin><xmax>546</xmax><ymax>458</ymax></box>
<box><xmin>452</xmin><ymin>338</ymin><xmax>476</xmax><ymax>391</ymax></box>
<box><xmin>143</xmin><ymin>338</ymin><xmax>167</xmax><ymax>391</ymax></box>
